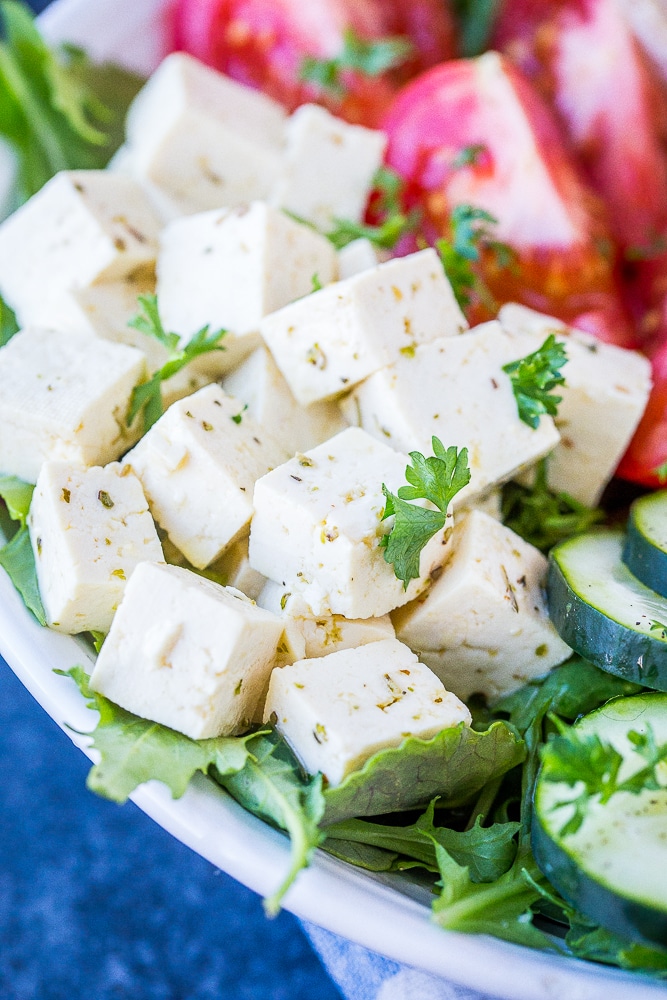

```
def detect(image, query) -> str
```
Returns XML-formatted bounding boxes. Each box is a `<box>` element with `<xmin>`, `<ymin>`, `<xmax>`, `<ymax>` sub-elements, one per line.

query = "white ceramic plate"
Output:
<box><xmin>2</xmin><ymin>3</ymin><xmax>665</xmax><ymax>996</ymax></box>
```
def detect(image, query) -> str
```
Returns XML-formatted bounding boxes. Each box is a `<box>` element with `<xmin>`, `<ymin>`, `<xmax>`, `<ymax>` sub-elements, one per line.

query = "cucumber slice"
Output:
<box><xmin>533</xmin><ymin>692</ymin><xmax>667</xmax><ymax>948</ymax></box>
<box><xmin>547</xmin><ymin>530</ymin><xmax>667</xmax><ymax>690</ymax></box>
<box><xmin>623</xmin><ymin>490</ymin><xmax>667</xmax><ymax>599</ymax></box>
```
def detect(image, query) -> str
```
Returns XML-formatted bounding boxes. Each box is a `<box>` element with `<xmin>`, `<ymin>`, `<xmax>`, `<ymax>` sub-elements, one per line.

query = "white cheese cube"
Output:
<box><xmin>211</xmin><ymin>535</ymin><xmax>267</xmax><ymax>601</ymax></box>
<box><xmin>0</xmin><ymin>171</ymin><xmax>160</xmax><ymax>319</ymax></box>
<box><xmin>90</xmin><ymin>561</ymin><xmax>284</xmax><ymax>739</ymax></box>
<box><xmin>222</xmin><ymin>346</ymin><xmax>347</xmax><ymax>456</ymax></box>
<box><xmin>260</xmin><ymin>248</ymin><xmax>468</xmax><ymax>405</ymax></box>
<box><xmin>125</xmin><ymin>53</ymin><xmax>286</xmax><ymax>215</ymax></box>
<box><xmin>157</xmin><ymin>202</ymin><xmax>339</xmax><ymax>375</ymax></box>
<box><xmin>343</xmin><ymin>321</ymin><xmax>560</xmax><ymax>505</ymax></box>
<box><xmin>248</xmin><ymin>427</ymin><xmax>454</xmax><ymax>619</ymax></box>
<box><xmin>393</xmin><ymin>510</ymin><xmax>572</xmax><ymax>701</ymax></box>
<box><xmin>124</xmin><ymin>384</ymin><xmax>288</xmax><ymax>569</ymax></box>
<box><xmin>269</xmin><ymin>104</ymin><xmax>386</xmax><ymax>231</ymax></box>
<box><xmin>337</xmin><ymin>238</ymin><xmax>382</xmax><ymax>279</ymax></box>
<box><xmin>0</xmin><ymin>328</ymin><xmax>146</xmax><ymax>483</ymax></box>
<box><xmin>29</xmin><ymin>461</ymin><xmax>163</xmax><ymax>634</ymax></box>
<box><xmin>498</xmin><ymin>303</ymin><xmax>652</xmax><ymax>506</ymax></box>
<box><xmin>263</xmin><ymin>638</ymin><xmax>471</xmax><ymax>786</ymax></box>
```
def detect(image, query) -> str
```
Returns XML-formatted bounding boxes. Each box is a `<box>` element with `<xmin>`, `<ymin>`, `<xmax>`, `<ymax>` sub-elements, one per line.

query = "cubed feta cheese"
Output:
<box><xmin>343</xmin><ymin>321</ymin><xmax>560</xmax><ymax>504</ymax></box>
<box><xmin>260</xmin><ymin>248</ymin><xmax>468</xmax><ymax>405</ymax></box>
<box><xmin>498</xmin><ymin>303</ymin><xmax>652</xmax><ymax>506</ymax></box>
<box><xmin>0</xmin><ymin>171</ymin><xmax>160</xmax><ymax>320</ymax></box>
<box><xmin>269</xmin><ymin>104</ymin><xmax>386</xmax><ymax>231</ymax></box>
<box><xmin>29</xmin><ymin>461</ymin><xmax>163</xmax><ymax>634</ymax></box>
<box><xmin>263</xmin><ymin>638</ymin><xmax>471</xmax><ymax>785</ymax></box>
<box><xmin>157</xmin><ymin>202</ymin><xmax>339</xmax><ymax>375</ymax></box>
<box><xmin>124</xmin><ymin>384</ymin><xmax>288</xmax><ymax>569</ymax></box>
<box><xmin>337</xmin><ymin>238</ymin><xmax>382</xmax><ymax>280</ymax></box>
<box><xmin>392</xmin><ymin>509</ymin><xmax>572</xmax><ymax>701</ymax></box>
<box><xmin>248</xmin><ymin>427</ymin><xmax>454</xmax><ymax>618</ymax></box>
<box><xmin>211</xmin><ymin>535</ymin><xmax>267</xmax><ymax>601</ymax></box>
<box><xmin>0</xmin><ymin>328</ymin><xmax>146</xmax><ymax>482</ymax></box>
<box><xmin>222</xmin><ymin>346</ymin><xmax>347</xmax><ymax>455</ymax></box>
<box><xmin>124</xmin><ymin>53</ymin><xmax>287</xmax><ymax>215</ymax></box>
<box><xmin>90</xmin><ymin>561</ymin><xmax>284</xmax><ymax>739</ymax></box>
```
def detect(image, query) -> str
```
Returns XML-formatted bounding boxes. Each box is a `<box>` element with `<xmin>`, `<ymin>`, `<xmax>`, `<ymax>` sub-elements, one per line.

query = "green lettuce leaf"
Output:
<box><xmin>0</xmin><ymin>473</ymin><xmax>34</xmax><ymax>526</ymax></box>
<box><xmin>0</xmin><ymin>524</ymin><xmax>45</xmax><ymax>623</ymax></box>
<box><xmin>215</xmin><ymin>729</ymin><xmax>325</xmax><ymax>915</ymax></box>
<box><xmin>0</xmin><ymin>293</ymin><xmax>18</xmax><ymax>345</ymax></box>
<box><xmin>322</xmin><ymin>720</ymin><xmax>525</xmax><ymax>825</ymax></box>
<box><xmin>62</xmin><ymin>666</ymin><xmax>258</xmax><ymax>803</ymax></box>
<box><xmin>322</xmin><ymin>837</ymin><xmax>399</xmax><ymax>872</ymax></box>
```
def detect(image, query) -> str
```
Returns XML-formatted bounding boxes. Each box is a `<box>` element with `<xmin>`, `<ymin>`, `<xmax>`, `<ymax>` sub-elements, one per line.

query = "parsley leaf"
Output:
<box><xmin>436</xmin><ymin>204</ymin><xmax>515</xmax><ymax>311</ymax></box>
<box><xmin>300</xmin><ymin>28</ymin><xmax>413</xmax><ymax>98</ymax></box>
<box><xmin>451</xmin><ymin>143</ymin><xmax>487</xmax><ymax>169</ymax></box>
<box><xmin>326</xmin><ymin>165</ymin><xmax>419</xmax><ymax>251</ymax></box>
<box><xmin>451</xmin><ymin>0</ymin><xmax>503</xmax><ymax>57</ymax></box>
<box><xmin>381</xmin><ymin>437</ymin><xmax>470</xmax><ymax>588</ymax></box>
<box><xmin>501</xmin><ymin>459</ymin><xmax>604</xmax><ymax>552</ymax></box>
<box><xmin>502</xmin><ymin>334</ymin><xmax>568</xmax><ymax>429</ymax></box>
<box><xmin>0</xmin><ymin>1</ymin><xmax>144</xmax><ymax>201</ymax></box>
<box><xmin>127</xmin><ymin>294</ymin><xmax>227</xmax><ymax>433</ymax></box>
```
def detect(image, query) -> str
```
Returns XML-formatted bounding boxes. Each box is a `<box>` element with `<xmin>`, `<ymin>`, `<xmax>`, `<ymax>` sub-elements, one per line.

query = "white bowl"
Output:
<box><xmin>2</xmin><ymin>3</ymin><xmax>665</xmax><ymax>996</ymax></box>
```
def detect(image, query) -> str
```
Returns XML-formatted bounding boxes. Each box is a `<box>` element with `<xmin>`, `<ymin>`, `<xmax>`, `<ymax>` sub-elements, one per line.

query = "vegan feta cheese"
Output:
<box><xmin>0</xmin><ymin>170</ymin><xmax>160</xmax><ymax>321</ymax></box>
<box><xmin>392</xmin><ymin>509</ymin><xmax>572</xmax><ymax>701</ymax></box>
<box><xmin>259</xmin><ymin>248</ymin><xmax>468</xmax><ymax>406</ymax></box>
<box><xmin>263</xmin><ymin>638</ymin><xmax>471</xmax><ymax>785</ymax></box>
<box><xmin>498</xmin><ymin>303</ymin><xmax>653</xmax><ymax>506</ymax></box>
<box><xmin>124</xmin><ymin>383</ymin><xmax>287</xmax><ymax>569</ymax></box>
<box><xmin>343</xmin><ymin>320</ymin><xmax>560</xmax><ymax>505</ymax></box>
<box><xmin>0</xmin><ymin>327</ymin><xmax>146</xmax><ymax>483</ymax></box>
<box><xmin>157</xmin><ymin>202</ymin><xmax>338</xmax><ymax>374</ymax></box>
<box><xmin>124</xmin><ymin>53</ymin><xmax>287</xmax><ymax>215</ymax></box>
<box><xmin>337</xmin><ymin>238</ymin><xmax>382</xmax><ymax>280</ymax></box>
<box><xmin>269</xmin><ymin>103</ymin><xmax>386</xmax><ymax>231</ymax></box>
<box><xmin>90</xmin><ymin>561</ymin><xmax>284</xmax><ymax>739</ymax></box>
<box><xmin>29</xmin><ymin>461</ymin><xmax>163</xmax><ymax>634</ymax></box>
<box><xmin>248</xmin><ymin>427</ymin><xmax>454</xmax><ymax>618</ymax></box>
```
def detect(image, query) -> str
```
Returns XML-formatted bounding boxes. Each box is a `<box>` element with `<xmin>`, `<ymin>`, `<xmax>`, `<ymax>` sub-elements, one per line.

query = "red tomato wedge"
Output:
<box><xmin>617</xmin><ymin>333</ymin><xmax>667</xmax><ymax>488</ymax></box>
<box><xmin>382</xmin><ymin>53</ymin><xmax>635</xmax><ymax>345</ymax></box>
<box><xmin>170</xmin><ymin>0</ymin><xmax>456</xmax><ymax>126</ymax></box>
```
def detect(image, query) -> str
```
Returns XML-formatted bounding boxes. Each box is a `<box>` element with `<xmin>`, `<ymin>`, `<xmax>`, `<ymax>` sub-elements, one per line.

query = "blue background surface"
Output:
<box><xmin>1</xmin><ymin>2</ymin><xmax>341</xmax><ymax>997</ymax></box>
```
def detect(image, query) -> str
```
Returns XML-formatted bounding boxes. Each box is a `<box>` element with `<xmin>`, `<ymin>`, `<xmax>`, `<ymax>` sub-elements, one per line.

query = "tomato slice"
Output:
<box><xmin>617</xmin><ymin>334</ymin><xmax>667</xmax><ymax>488</ymax></box>
<box><xmin>382</xmin><ymin>53</ymin><xmax>635</xmax><ymax>345</ymax></box>
<box><xmin>170</xmin><ymin>0</ymin><xmax>456</xmax><ymax>127</ymax></box>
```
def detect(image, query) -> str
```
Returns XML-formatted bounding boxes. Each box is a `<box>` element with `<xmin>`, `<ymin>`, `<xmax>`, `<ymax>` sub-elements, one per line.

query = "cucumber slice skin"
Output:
<box><xmin>624</xmin><ymin>493</ymin><xmax>667</xmax><ymax>600</ymax></box>
<box><xmin>532</xmin><ymin>692</ymin><xmax>667</xmax><ymax>949</ymax></box>
<box><xmin>547</xmin><ymin>536</ymin><xmax>667</xmax><ymax>691</ymax></box>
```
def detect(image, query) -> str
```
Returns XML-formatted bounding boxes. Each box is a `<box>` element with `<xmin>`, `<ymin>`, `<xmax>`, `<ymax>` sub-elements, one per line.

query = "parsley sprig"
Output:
<box><xmin>542</xmin><ymin>720</ymin><xmax>667</xmax><ymax>837</ymax></box>
<box><xmin>451</xmin><ymin>0</ymin><xmax>502</xmax><ymax>57</ymax></box>
<box><xmin>381</xmin><ymin>437</ymin><xmax>470</xmax><ymax>588</ymax></box>
<box><xmin>300</xmin><ymin>28</ymin><xmax>413</xmax><ymax>98</ymax></box>
<box><xmin>502</xmin><ymin>334</ymin><xmax>568</xmax><ymax>429</ymax></box>
<box><xmin>127</xmin><ymin>295</ymin><xmax>226</xmax><ymax>433</ymax></box>
<box><xmin>436</xmin><ymin>204</ymin><xmax>515</xmax><ymax>311</ymax></box>
<box><xmin>326</xmin><ymin>165</ymin><xmax>420</xmax><ymax>251</ymax></box>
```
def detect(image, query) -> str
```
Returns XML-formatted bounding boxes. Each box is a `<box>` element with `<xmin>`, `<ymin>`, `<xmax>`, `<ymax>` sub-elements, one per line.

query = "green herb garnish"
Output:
<box><xmin>0</xmin><ymin>292</ymin><xmax>18</xmax><ymax>345</ymax></box>
<box><xmin>451</xmin><ymin>0</ymin><xmax>503</xmax><ymax>57</ymax></box>
<box><xmin>436</xmin><ymin>204</ymin><xmax>515</xmax><ymax>311</ymax></box>
<box><xmin>300</xmin><ymin>28</ymin><xmax>413</xmax><ymax>98</ymax></box>
<box><xmin>326</xmin><ymin>165</ymin><xmax>419</xmax><ymax>251</ymax></box>
<box><xmin>501</xmin><ymin>334</ymin><xmax>568</xmax><ymax>429</ymax></box>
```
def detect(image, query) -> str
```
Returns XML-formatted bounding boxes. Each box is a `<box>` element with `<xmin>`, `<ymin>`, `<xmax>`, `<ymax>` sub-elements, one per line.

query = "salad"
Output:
<box><xmin>3</xmin><ymin>0</ymin><xmax>667</xmax><ymax>983</ymax></box>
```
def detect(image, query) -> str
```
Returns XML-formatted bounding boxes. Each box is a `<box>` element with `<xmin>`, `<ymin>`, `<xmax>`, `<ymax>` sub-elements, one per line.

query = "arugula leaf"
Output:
<box><xmin>216</xmin><ymin>730</ymin><xmax>325</xmax><ymax>915</ymax></box>
<box><xmin>62</xmin><ymin>666</ymin><xmax>258</xmax><ymax>804</ymax></box>
<box><xmin>502</xmin><ymin>334</ymin><xmax>568</xmax><ymax>429</ymax></box>
<box><xmin>300</xmin><ymin>28</ymin><xmax>413</xmax><ymax>98</ymax></box>
<box><xmin>381</xmin><ymin>437</ymin><xmax>470</xmax><ymax>588</ymax></box>
<box><xmin>127</xmin><ymin>294</ymin><xmax>227</xmax><ymax>432</ymax></box>
<box><xmin>0</xmin><ymin>523</ymin><xmax>45</xmax><ymax>623</ymax></box>
<box><xmin>0</xmin><ymin>473</ymin><xmax>33</xmax><ymax>527</ymax></box>
<box><xmin>451</xmin><ymin>0</ymin><xmax>503</xmax><ymax>57</ymax></box>
<box><xmin>501</xmin><ymin>460</ymin><xmax>604</xmax><ymax>552</ymax></box>
<box><xmin>0</xmin><ymin>292</ymin><xmax>18</xmax><ymax>345</ymax></box>
<box><xmin>322</xmin><ymin>720</ymin><xmax>525</xmax><ymax>824</ymax></box>
<box><xmin>436</xmin><ymin>204</ymin><xmax>515</xmax><ymax>311</ymax></box>
<box><xmin>0</xmin><ymin>2</ymin><xmax>144</xmax><ymax>201</ymax></box>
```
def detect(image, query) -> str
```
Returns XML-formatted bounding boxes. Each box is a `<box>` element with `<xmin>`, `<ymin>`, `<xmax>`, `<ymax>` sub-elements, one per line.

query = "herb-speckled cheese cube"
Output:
<box><xmin>263</xmin><ymin>638</ymin><xmax>471</xmax><ymax>785</ymax></box>
<box><xmin>90</xmin><ymin>562</ymin><xmax>284</xmax><ymax>740</ymax></box>
<box><xmin>498</xmin><ymin>303</ymin><xmax>652</xmax><ymax>506</ymax></box>
<box><xmin>124</xmin><ymin>53</ymin><xmax>286</xmax><ymax>215</ymax></box>
<box><xmin>222</xmin><ymin>346</ymin><xmax>347</xmax><ymax>456</ymax></box>
<box><xmin>29</xmin><ymin>461</ymin><xmax>163</xmax><ymax>634</ymax></box>
<box><xmin>337</xmin><ymin>238</ymin><xmax>382</xmax><ymax>280</ymax></box>
<box><xmin>0</xmin><ymin>171</ymin><xmax>160</xmax><ymax>320</ymax></box>
<box><xmin>0</xmin><ymin>328</ymin><xmax>146</xmax><ymax>483</ymax></box>
<box><xmin>248</xmin><ymin>427</ymin><xmax>454</xmax><ymax>618</ymax></box>
<box><xmin>124</xmin><ymin>384</ymin><xmax>288</xmax><ymax>569</ymax></box>
<box><xmin>342</xmin><ymin>321</ymin><xmax>560</xmax><ymax>505</ymax></box>
<box><xmin>259</xmin><ymin>248</ymin><xmax>468</xmax><ymax>405</ymax></box>
<box><xmin>269</xmin><ymin>104</ymin><xmax>386</xmax><ymax>231</ymax></box>
<box><xmin>392</xmin><ymin>509</ymin><xmax>572</xmax><ymax>701</ymax></box>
